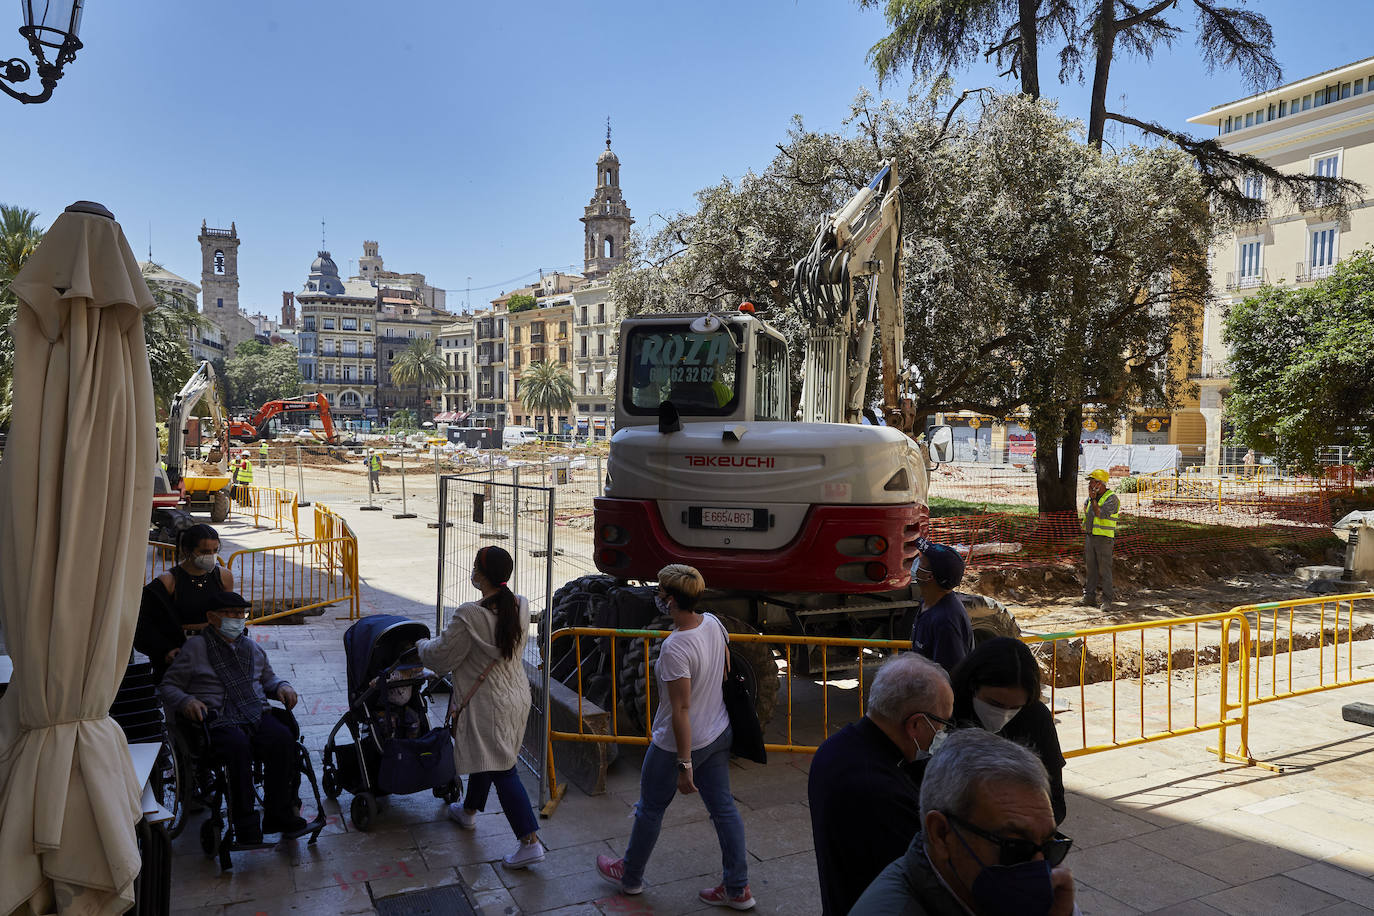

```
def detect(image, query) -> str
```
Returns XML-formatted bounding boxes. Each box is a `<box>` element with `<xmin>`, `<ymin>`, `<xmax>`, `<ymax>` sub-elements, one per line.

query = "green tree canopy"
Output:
<box><xmin>856</xmin><ymin>0</ymin><xmax>1358</xmax><ymax>216</ymax></box>
<box><xmin>612</xmin><ymin>89</ymin><xmax>1213</xmax><ymax>511</ymax></box>
<box><xmin>223</xmin><ymin>340</ymin><xmax>303</xmax><ymax>411</ymax></box>
<box><xmin>507</xmin><ymin>293</ymin><xmax>537</xmax><ymax>313</ymax></box>
<box><xmin>1224</xmin><ymin>248</ymin><xmax>1374</xmax><ymax>473</ymax></box>
<box><xmin>390</xmin><ymin>337</ymin><xmax>446</xmax><ymax>419</ymax></box>
<box><xmin>142</xmin><ymin>263</ymin><xmax>205</xmax><ymax>412</ymax></box>
<box><xmin>519</xmin><ymin>360</ymin><xmax>575</xmax><ymax>436</ymax></box>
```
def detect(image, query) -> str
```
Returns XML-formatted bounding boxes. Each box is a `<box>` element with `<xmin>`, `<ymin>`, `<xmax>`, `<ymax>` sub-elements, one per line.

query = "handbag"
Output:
<box><xmin>377</xmin><ymin>727</ymin><xmax>456</xmax><ymax>795</ymax></box>
<box><xmin>716</xmin><ymin>618</ymin><xmax>767</xmax><ymax>764</ymax></box>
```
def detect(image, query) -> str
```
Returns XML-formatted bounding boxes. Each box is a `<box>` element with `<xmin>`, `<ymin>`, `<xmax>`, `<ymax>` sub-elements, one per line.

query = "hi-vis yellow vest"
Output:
<box><xmin>235</xmin><ymin>459</ymin><xmax>253</xmax><ymax>484</ymax></box>
<box><xmin>369</xmin><ymin>454</ymin><xmax>381</xmax><ymax>472</ymax></box>
<box><xmin>1087</xmin><ymin>491</ymin><xmax>1120</xmax><ymax>538</ymax></box>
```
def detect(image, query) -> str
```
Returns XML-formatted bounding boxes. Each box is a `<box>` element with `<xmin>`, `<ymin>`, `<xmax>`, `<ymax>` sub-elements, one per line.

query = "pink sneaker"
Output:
<box><xmin>595</xmin><ymin>854</ymin><xmax>644</xmax><ymax>894</ymax></box>
<box><xmin>699</xmin><ymin>884</ymin><xmax>756</xmax><ymax>910</ymax></box>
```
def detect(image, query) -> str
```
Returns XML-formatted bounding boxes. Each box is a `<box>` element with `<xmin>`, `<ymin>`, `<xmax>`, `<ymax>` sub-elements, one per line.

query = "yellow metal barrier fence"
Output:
<box><xmin>1024</xmin><ymin>613</ymin><xmax>1257</xmax><ymax>767</ymax></box>
<box><xmin>145</xmin><ymin>495</ymin><xmax>359</xmax><ymax>623</ymax></box>
<box><xmin>229</xmin><ymin>484</ymin><xmax>300</xmax><ymax>537</ymax></box>
<box><xmin>225</xmin><ymin>535</ymin><xmax>358</xmax><ymax>624</ymax></box>
<box><xmin>548</xmin><ymin>627</ymin><xmax>910</xmax><ymax>754</ymax></box>
<box><xmin>1231</xmin><ymin>592</ymin><xmax>1374</xmax><ymax>706</ymax></box>
<box><xmin>549</xmin><ymin>615</ymin><xmax>1259</xmax><ymax>767</ymax></box>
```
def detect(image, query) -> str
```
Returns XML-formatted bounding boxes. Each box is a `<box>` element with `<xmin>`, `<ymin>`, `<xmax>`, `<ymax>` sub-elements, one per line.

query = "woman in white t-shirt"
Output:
<box><xmin>595</xmin><ymin>565</ymin><xmax>756</xmax><ymax>911</ymax></box>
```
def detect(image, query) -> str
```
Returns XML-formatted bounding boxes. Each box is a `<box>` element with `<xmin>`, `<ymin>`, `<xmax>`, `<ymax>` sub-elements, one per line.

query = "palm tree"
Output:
<box><xmin>391</xmin><ymin>337</ymin><xmax>447</xmax><ymax>421</ymax></box>
<box><xmin>519</xmin><ymin>360</ymin><xmax>575</xmax><ymax>439</ymax></box>
<box><xmin>0</xmin><ymin>205</ymin><xmax>45</xmax><ymax>427</ymax></box>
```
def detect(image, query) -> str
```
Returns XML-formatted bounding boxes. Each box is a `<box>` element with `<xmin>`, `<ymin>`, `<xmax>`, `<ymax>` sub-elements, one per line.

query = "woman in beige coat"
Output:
<box><xmin>416</xmin><ymin>545</ymin><xmax>546</xmax><ymax>868</ymax></box>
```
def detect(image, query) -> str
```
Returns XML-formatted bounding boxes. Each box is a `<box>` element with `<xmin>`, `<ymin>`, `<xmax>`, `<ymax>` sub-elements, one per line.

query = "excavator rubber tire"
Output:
<box><xmin>616</xmin><ymin>614</ymin><xmax>780</xmax><ymax>736</ymax></box>
<box><xmin>963</xmin><ymin>594</ymin><xmax>1021</xmax><ymax>644</ymax></box>
<box><xmin>545</xmin><ymin>575</ymin><xmax>619</xmax><ymax>710</ymax></box>
<box><xmin>210</xmin><ymin>489</ymin><xmax>231</xmax><ymax>523</ymax></box>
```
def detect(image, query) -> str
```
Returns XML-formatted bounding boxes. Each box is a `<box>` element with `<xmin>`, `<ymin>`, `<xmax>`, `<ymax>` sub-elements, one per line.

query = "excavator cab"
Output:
<box><xmin>617</xmin><ymin>310</ymin><xmax>790</xmax><ymax>429</ymax></box>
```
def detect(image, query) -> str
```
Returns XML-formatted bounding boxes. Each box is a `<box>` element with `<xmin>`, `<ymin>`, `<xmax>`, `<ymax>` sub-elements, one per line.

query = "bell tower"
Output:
<box><xmin>581</xmin><ymin>120</ymin><xmax>633</xmax><ymax>281</ymax></box>
<box><xmin>198</xmin><ymin>220</ymin><xmax>240</xmax><ymax>316</ymax></box>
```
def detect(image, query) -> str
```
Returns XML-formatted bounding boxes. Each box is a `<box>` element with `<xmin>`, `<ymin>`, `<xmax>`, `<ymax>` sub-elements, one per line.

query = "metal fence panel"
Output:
<box><xmin>438</xmin><ymin>473</ymin><xmax>555</xmax><ymax>806</ymax></box>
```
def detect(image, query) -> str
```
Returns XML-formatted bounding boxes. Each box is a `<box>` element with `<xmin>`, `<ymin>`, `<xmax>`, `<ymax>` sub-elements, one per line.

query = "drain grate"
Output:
<box><xmin>373</xmin><ymin>884</ymin><xmax>479</xmax><ymax>916</ymax></box>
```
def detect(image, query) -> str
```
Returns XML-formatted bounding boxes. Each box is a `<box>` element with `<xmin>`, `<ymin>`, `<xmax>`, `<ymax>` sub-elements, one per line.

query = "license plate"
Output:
<box><xmin>690</xmin><ymin>507</ymin><xmax>765</xmax><ymax>530</ymax></box>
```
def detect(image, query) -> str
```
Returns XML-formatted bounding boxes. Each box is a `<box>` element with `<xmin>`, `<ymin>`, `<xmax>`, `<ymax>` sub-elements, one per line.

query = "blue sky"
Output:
<box><xmin>4</xmin><ymin>1</ymin><xmax>1367</xmax><ymax>315</ymax></box>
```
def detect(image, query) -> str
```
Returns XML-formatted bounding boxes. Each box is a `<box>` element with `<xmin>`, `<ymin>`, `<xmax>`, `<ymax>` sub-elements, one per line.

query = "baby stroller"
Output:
<box><xmin>321</xmin><ymin>615</ymin><xmax>463</xmax><ymax>830</ymax></box>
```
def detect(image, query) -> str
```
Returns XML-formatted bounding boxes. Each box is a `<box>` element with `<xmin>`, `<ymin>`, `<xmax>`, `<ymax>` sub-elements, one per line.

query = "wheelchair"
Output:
<box><xmin>172</xmin><ymin>704</ymin><xmax>327</xmax><ymax>871</ymax></box>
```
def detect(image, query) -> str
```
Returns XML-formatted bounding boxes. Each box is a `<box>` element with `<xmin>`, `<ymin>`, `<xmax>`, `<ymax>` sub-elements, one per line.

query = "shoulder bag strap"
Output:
<box><xmin>445</xmin><ymin>656</ymin><xmax>500</xmax><ymax>730</ymax></box>
<box><xmin>713</xmin><ymin>614</ymin><xmax>732</xmax><ymax>678</ymax></box>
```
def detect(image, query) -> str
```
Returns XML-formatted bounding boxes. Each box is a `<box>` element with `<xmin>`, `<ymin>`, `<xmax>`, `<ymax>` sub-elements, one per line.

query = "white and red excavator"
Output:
<box><xmin>547</xmin><ymin>162</ymin><xmax>1016</xmax><ymax>725</ymax></box>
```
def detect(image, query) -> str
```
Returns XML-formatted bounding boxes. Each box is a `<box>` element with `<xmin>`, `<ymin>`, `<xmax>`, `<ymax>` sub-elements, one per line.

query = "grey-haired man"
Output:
<box><xmin>851</xmin><ymin>728</ymin><xmax>1078</xmax><ymax>916</ymax></box>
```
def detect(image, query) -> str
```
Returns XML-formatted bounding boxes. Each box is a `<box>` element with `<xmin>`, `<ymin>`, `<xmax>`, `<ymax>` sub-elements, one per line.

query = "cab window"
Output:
<box><xmin>623</xmin><ymin>325</ymin><xmax>740</xmax><ymax>416</ymax></box>
<box><xmin>753</xmin><ymin>332</ymin><xmax>789</xmax><ymax>421</ymax></box>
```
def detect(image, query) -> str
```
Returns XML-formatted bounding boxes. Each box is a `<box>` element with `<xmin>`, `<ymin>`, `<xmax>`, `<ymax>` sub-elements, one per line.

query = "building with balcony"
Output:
<box><xmin>508</xmin><ymin>292</ymin><xmax>574</xmax><ymax>433</ymax></box>
<box><xmin>1186</xmin><ymin>55</ymin><xmax>1374</xmax><ymax>465</ymax></box>
<box><xmin>473</xmin><ymin>303</ymin><xmax>508</xmax><ymax>428</ymax></box>
<box><xmin>437</xmin><ymin>315</ymin><xmax>475</xmax><ymax>421</ymax></box>
<box><xmin>376</xmin><ymin>291</ymin><xmax>451</xmax><ymax>420</ymax></box>
<box><xmin>295</xmin><ymin>251</ymin><xmax>379</xmax><ymax>419</ymax></box>
<box><xmin>570</xmin><ymin>282</ymin><xmax>617</xmax><ymax>439</ymax></box>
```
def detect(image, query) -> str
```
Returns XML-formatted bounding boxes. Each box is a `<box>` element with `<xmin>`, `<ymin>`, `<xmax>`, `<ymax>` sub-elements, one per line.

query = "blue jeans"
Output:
<box><xmin>622</xmin><ymin>727</ymin><xmax>748</xmax><ymax>892</ymax></box>
<box><xmin>463</xmin><ymin>765</ymin><xmax>539</xmax><ymax>840</ymax></box>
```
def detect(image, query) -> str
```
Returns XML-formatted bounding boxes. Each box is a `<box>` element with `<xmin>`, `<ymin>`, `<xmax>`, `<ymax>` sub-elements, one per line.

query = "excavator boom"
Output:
<box><xmin>792</xmin><ymin>160</ymin><xmax>908</xmax><ymax>431</ymax></box>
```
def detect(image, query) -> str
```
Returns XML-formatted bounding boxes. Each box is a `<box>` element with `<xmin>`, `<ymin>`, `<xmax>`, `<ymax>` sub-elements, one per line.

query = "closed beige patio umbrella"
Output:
<box><xmin>0</xmin><ymin>202</ymin><xmax>156</xmax><ymax>915</ymax></box>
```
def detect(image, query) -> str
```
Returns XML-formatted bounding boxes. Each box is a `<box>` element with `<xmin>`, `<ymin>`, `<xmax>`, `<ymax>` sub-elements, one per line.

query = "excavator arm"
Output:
<box><xmin>230</xmin><ymin>394</ymin><xmax>339</xmax><ymax>444</ymax></box>
<box><xmin>792</xmin><ymin>161</ymin><xmax>907</xmax><ymax>431</ymax></box>
<box><xmin>165</xmin><ymin>360</ymin><xmax>230</xmax><ymax>487</ymax></box>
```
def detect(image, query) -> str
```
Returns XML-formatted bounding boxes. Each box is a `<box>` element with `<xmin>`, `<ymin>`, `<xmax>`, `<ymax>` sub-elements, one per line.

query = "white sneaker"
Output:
<box><xmin>503</xmin><ymin>839</ymin><xmax>546</xmax><ymax>869</ymax></box>
<box><xmin>447</xmin><ymin>803</ymin><xmax>476</xmax><ymax>829</ymax></box>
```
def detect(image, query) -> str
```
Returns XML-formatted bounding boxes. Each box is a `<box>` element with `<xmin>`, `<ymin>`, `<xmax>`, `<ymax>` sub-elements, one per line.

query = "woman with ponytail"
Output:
<box><xmin>416</xmin><ymin>545</ymin><xmax>546</xmax><ymax>869</ymax></box>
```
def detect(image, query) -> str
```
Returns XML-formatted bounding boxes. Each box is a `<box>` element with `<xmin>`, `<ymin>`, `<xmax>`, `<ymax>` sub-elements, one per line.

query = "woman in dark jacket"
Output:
<box><xmin>949</xmin><ymin>636</ymin><xmax>1067</xmax><ymax>824</ymax></box>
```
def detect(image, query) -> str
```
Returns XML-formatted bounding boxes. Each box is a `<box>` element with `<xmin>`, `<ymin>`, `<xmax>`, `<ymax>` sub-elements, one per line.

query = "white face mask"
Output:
<box><xmin>193</xmin><ymin>553</ymin><xmax>218</xmax><ymax>572</ymax></box>
<box><xmin>972</xmin><ymin>696</ymin><xmax>1022</xmax><ymax>734</ymax></box>
<box><xmin>217</xmin><ymin>616</ymin><xmax>246</xmax><ymax>640</ymax></box>
<box><xmin>388</xmin><ymin>685</ymin><xmax>413</xmax><ymax>706</ymax></box>
<box><xmin>911</xmin><ymin>715</ymin><xmax>949</xmax><ymax>761</ymax></box>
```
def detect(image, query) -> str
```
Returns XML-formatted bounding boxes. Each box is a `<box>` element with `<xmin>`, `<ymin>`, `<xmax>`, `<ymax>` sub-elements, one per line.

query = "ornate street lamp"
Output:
<box><xmin>2</xmin><ymin>1</ymin><xmax>84</xmax><ymax>104</ymax></box>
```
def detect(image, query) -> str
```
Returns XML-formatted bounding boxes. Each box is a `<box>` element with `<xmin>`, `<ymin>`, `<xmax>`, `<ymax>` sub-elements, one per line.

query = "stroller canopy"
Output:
<box><xmin>343</xmin><ymin>615</ymin><xmax>432</xmax><ymax>702</ymax></box>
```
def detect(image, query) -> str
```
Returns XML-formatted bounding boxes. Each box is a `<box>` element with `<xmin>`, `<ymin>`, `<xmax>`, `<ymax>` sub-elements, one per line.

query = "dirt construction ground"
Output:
<box><xmin>246</xmin><ymin>445</ymin><xmax>1361</xmax><ymax>640</ymax></box>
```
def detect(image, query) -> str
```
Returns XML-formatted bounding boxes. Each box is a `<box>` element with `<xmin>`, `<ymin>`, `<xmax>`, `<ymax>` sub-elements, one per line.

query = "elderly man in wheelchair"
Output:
<box><xmin>158</xmin><ymin>590</ymin><xmax>307</xmax><ymax>847</ymax></box>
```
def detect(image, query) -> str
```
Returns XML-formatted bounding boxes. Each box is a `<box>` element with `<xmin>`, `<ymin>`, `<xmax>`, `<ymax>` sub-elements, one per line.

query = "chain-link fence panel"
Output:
<box><xmin>437</xmin><ymin>473</ymin><xmax>556</xmax><ymax>806</ymax></box>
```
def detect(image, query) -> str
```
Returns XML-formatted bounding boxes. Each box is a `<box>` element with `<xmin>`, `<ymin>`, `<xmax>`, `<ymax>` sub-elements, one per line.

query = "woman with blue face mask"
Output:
<box><xmin>950</xmin><ymin>637</ymin><xmax>1067</xmax><ymax>824</ymax></box>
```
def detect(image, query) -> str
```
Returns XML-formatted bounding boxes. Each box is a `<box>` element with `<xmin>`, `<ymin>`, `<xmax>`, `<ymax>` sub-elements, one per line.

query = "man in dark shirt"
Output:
<box><xmin>808</xmin><ymin>654</ymin><xmax>954</xmax><ymax>916</ymax></box>
<box><xmin>910</xmin><ymin>543</ymin><xmax>973</xmax><ymax>672</ymax></box>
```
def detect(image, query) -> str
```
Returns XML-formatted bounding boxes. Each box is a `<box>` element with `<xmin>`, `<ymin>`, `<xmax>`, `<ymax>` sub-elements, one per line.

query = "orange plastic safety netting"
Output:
<box><xmin>925</xmin><ymin>464</ymin><xmax>1354</xmax><ymax>568</ymax></box>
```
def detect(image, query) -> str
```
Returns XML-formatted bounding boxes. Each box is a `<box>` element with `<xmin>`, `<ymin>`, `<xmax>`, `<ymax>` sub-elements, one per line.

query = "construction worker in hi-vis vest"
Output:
<box><xmin>259</xmin><ymin>439</ymin><xmax>270</xmax><ymax>466</ymax></box>
<box><xmin>368</xmin><ymin>452</ymin><xmax>382</xmax><ymax>493</ymax></box>
<box><xmin>233</xmin><ymin>452</ymin><xmax>253</xmax><ymax>506</ymax></box>
<box><xmin>1082</xmin><ymin>468</ymin><xmax>1120</xmax><ymax>607</ymax></box>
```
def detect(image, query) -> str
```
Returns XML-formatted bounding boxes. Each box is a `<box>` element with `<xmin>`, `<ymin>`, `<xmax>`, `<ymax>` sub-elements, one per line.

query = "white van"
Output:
<box><xmin>502</xmin><ymin>426</ymin><xmax>540</xmax><ymax>448</ymax></box>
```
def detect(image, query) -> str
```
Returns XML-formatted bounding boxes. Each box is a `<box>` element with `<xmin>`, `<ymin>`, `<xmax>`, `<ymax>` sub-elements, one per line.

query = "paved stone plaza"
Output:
<box><xmin>165</xmin><ymin>509</ymin><xmax>1374</xmax><ymax>915</ymax></box>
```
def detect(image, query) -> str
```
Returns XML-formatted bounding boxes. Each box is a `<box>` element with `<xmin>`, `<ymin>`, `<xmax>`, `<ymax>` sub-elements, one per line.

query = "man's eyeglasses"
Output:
<box><xmin>945</xmin><ymin>812</ymin><xmax>1073</xmax><ymax>866</ymax></box>
<box><xmin>913</xmin><ymin>710</ymin><xmax>956</xmax><ymax>730</ymax></box>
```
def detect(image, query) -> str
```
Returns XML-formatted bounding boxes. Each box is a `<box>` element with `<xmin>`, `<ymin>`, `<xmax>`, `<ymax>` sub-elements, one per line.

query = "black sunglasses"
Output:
<box><xmin>945</xmin><ymin>812</ymin><xmax>1073</xmax><ymax>867</ymax></box>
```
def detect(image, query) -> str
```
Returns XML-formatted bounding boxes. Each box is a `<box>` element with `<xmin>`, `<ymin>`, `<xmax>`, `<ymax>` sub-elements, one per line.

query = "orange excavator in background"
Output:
<box><xmin>227</xmin><ymin>393</ymin><xmax>341</xmax><ymax>444</ymax></box>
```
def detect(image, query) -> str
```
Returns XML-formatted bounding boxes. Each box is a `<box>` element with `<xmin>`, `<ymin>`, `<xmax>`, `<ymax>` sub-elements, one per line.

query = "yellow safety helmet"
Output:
<box><xmin>1087</xmin><ymin>469</ymin><xmax>1110</xmax><ymax>483</ymax></box>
